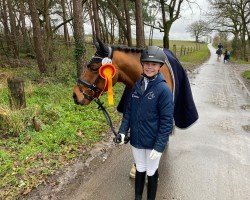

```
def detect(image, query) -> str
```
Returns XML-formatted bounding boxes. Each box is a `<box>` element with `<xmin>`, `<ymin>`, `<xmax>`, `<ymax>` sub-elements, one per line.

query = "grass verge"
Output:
<box><xmin>242</xmin><ymin>70</ymin><xmax>250</xmax><ymax>79</ymax></box>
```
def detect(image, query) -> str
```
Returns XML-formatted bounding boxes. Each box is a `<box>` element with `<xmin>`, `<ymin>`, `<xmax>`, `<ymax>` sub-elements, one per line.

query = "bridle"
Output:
<box><xmin>76</xmin><ymin>55</ymin><xmax>120</xmax><ymax>138</ymax></box>
<box><xmin>77</xmin><ymin>56</ymin><xmax>105</xmax><ymax>101</ymax></box>
<box><xmin>75</xmin><ymin>46</ymin><xmax>130</xmax><ymax>143</ymax></box>
<box><xmin>77</xmin><ymin>45</ymin><xmax>113</xmax><ymax>101</ymax></box>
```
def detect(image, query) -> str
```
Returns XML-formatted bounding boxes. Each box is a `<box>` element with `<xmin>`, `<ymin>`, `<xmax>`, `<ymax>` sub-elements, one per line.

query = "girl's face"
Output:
<box><xmin>142</xmin><ymin>62</ymin><xmax>161</xmax><ymax>77</ymax></box>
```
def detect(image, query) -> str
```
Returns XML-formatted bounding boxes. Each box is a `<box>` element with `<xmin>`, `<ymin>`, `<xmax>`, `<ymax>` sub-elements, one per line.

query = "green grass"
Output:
<box><xmin>242</xmin><ymin>70</ymin><xmax>250</xmax><ymax>79</ymax></box>
<box><xmin>180</xmin><ymin>44</ymin><xmax>210</xmax><ymax>65</ymax></box>
<box><xmin>0</xmin><ymin>40</ymin><xmax>209</xmax><ymax>199</ymax></box>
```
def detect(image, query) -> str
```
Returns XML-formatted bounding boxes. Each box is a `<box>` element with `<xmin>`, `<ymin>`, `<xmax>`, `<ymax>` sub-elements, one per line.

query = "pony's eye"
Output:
<box><xmin>87</xmin><ymin>64</ymin><xmax>99</xmax><ymax>72</ymax></box>
<box><xmin>90</xmin><ymin>67</ymin><xmax>99</xmax><ymax>72</ymax></box>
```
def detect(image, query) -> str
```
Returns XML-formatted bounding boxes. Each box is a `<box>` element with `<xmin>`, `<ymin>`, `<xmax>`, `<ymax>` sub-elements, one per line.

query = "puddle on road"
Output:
<box><xmin>242</xmin><ymin>125</ymin><xmax>250</xmax><ymax>133</ymax></box>
<box><xmin>240</xmin><ymin>104</ymin><xmax>250</xmax><ymax>110</ymax></box>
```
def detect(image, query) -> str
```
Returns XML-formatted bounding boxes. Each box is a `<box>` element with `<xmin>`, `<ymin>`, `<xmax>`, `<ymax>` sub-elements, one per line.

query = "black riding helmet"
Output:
<box><xmin>140</xmin><ymin>46</ymin><xmax>166</xmax><ymax>66</ymax></box>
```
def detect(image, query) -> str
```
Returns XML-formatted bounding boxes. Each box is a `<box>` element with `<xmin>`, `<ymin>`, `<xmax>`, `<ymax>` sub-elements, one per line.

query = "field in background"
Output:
<box><xmin>0</xmin><ymin>40</ymin><xmax>209</xmax><ymax>199</ymax></box>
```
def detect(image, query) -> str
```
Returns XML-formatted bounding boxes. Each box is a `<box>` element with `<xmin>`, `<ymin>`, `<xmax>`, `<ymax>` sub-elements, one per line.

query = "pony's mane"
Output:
<box><xmin>111</xmin><ymin>45</ymin><xmax>144</xmax><ymax>53</ymax></box>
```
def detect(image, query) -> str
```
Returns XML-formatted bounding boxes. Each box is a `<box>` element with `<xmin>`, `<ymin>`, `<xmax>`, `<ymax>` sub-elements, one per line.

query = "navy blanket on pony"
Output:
<box><xmin>117</xmin><ymin>48</ymin><xmax>198</xmax><ymax>129</ymax></box>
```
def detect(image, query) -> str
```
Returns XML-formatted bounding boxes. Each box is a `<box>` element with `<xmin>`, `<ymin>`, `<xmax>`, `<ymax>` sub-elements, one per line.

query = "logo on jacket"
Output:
<box><xmin>132</xmin><ymin>91</ymin><xmax>139</xmax><ymax>98</ymax></box>
<box><xmin>146</xmin><ymin>92</ymin><xmax>155</xmax><ymax>99</ymax></box>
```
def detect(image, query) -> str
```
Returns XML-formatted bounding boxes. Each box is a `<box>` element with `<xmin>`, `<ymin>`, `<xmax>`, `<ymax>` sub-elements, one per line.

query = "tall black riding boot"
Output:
<box><xmin>147</xmin><ymin>170</ymin><xmax>158</xmax><ymax>200</ymax></box>
<box><xmin>135</xmin><ymin>170</ymin><xmax>146</xmax><ymax>200</ymax></box>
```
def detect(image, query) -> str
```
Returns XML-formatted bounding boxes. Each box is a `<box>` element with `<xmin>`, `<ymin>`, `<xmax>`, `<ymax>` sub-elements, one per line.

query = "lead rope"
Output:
<box><xmin>94</xmin><ymin>98</ymin><xmax>117</xmax><ymax>136</ymax></box>
<box><xmin>94</xmin><ymin>98</ymin><xmax>130</xmax><ymax>143</ymax></box>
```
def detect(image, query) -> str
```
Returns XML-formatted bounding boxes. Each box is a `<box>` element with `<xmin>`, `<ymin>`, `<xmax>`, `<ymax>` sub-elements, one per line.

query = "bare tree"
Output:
<box><xmin>61</xmin><ymin>0</ymin><xmax>71</xmax><ymax>48</ymax></box>
<box><xmin>27</xmin><ymin>0</ymin><xmax>47</xmax><ymax>73</ymax></box>
<box><xmin>0</xmin><ymin>0</ymin><xmax>12</xmax><ymax>55</ymax></box>
<box><xmin>159</xmin><ymin>0</ymin><xmax>187</xmax><ymax>48</ymax></box>
<box><xmin>7</xmin><ymin>0</ymin><xmax>19</xmax><ymax>58</ymax></box>
<box><xmin>186</xmin><ymin>20</ymin><xmax>211</xmax><ymax>42</ymax></box>
<box><xmin>143</xmin><ymin>0</ymin><xmax>161</xmax><ymax>46</ymax></box>
<box><xmin>107</xmin><ymin>0</ymin><xmax>129</xmax><ymax>44</ymax></box>
<box><xmin>86</xmin><ymin>0</ymin><xmax>96</xmax><ymax>38</ymax></box>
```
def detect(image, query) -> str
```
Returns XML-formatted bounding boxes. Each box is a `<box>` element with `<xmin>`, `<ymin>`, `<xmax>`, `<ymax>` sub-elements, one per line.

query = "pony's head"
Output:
<box><xmin>73</xmin><ymin>39</ymin><xmax>118</xmax><ymax>105</ymax></box>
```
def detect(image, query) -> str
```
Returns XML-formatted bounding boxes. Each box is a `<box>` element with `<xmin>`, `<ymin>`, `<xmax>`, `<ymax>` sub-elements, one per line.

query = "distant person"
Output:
<box><xmin>218</xmin><ymin>42</ymin><xmax>223</xmax><ymax>50</ymax></box>
<box><xmin>224</xmin><ymin>49</ymin><xmax>230</xmax><ymax>63</ymax></box>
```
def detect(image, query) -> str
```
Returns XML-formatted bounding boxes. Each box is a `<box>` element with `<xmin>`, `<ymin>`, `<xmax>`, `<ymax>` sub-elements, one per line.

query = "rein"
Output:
<box><xmin>94</xmin><ymin>98</ymin><xmax>117</xmax><ymax>136</ymax></box>
<box><xmin>94</xmin><ymin>95</ymin><xmax>130</xmax><ymax>144</ymax></box>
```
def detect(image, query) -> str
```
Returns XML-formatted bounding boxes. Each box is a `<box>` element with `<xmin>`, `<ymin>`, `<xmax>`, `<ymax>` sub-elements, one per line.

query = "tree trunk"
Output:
<box><xmin>135</xmin><ymin>0</ymin><xmax>145</xmax><ymax>48</ymax></box>
<box><xmin>87</xmin><ymin>0</ymin><xmax>96</xmax><ymax>39</ymax></box>
<box><xmin>72</xmin><ymin>0</ymin><xmax>86</xmax><ymax>77</ymax></box>
<box><xmin>1</xmin><ymin>0</ymin><xmax>12</xmax><ymax>56</ymax></box>
<box><xmin>61</xmin><ymin>0</ymin><xmax>70</xmax><ymax>48</ymax></box>
<box><xmin>7</xmin><ymin>0</ymin><xmax>19</xmax><ymax>58</ymax></box>
<box><xmin>163</xmin><ymin>21</ymin><xmax>172</xmax><ymax>49</ymax></box>
<box><xmin>27</xmin><ymin>0</ymin><xmax>47</xmax><ymax>73</ymax></box>
<box><xmin>92</xmin><ymin>0</ymin><xmax>101</xmax><ymax>39</ymax></box>
<box><xmin>43</xmin><ymin>0</ymin><xmax>53</xmax><ymax>62</ymax></box>
<box><xmin>101</xmin><ymin>10</ymin><xmax>109</xmax><ymax>43</ymax></box>
<box><xmin>107</xmin><ymin>0</ymin><xmax>128</xmax><ymax>43</ymax></box>
<box><xmin>7</xmin><ymin>78</ymin><xmax>26</xmax><ymax>110</ymax></box>
<box><xmin>123</xmin><ymin>0</ymin><xmax>132</xmax><ymax>46</ymax></box>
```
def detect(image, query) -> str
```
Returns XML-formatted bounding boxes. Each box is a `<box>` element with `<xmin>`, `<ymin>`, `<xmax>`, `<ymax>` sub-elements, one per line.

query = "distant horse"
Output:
<box><xmin>73</xmin><ymin>39</ymin><xmax>198</xmax><ymax>129</ymax></box>
<box><xmin>216</xmin><ymin>48</ymin><xmax>222</xmax><ymax>59</ymax></box>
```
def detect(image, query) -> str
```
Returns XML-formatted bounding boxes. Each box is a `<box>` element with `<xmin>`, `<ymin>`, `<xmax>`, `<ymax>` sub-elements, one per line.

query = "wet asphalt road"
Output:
<box><xmin>65</xmin><ymin>44</ymin><xmax>250</xmax><ymax>200</ymax></box>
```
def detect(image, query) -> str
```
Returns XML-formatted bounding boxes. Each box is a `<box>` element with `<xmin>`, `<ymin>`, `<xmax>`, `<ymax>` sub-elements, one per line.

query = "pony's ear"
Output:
<box><xmin>94</xmin><ymin>37</ymin><xmax>109</xmax><ymax>57</ymax></box>
<box><xmin>93</xmin><ymin>37</ymin><xmax>100</xmax><ymax>49</ymax></box>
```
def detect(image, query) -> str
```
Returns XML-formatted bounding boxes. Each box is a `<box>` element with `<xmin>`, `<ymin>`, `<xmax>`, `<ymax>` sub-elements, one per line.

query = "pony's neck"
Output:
<box><xmin>112</xmin><ymin>50</ymin><xmax>142</xmax><ymax>87</ymax></box>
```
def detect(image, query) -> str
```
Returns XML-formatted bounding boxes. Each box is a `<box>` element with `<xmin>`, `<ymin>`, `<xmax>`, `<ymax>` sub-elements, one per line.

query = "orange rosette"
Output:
<box><xmin>99</xmin><ymin>64</ymin><xmax>117</xmax><ymax>105</ymax></box>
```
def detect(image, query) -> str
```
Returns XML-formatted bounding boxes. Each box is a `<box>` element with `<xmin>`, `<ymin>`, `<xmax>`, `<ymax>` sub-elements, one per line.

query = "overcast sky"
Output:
<box><xmin>83</xmin><ymin>0</ymin><xmax>210</xmax><ymax>41</ymax></box>
<box><xmin>154</xmin><ymin>0</ymin><xmax>210</xmax><ymax>40</ymax></box>
<box><xmin>169</xmin><ymin>0</ymin><xmax>209</xmax><ymax>40</ymax></box>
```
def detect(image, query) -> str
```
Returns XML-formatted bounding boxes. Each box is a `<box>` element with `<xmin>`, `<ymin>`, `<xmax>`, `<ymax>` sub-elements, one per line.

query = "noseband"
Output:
<box><xmin>76</xmin><ymin>56</ymin><xmax>105</xmax><ymax>101</ymax></box>
<box><xmin>77</xmin><ymin>79</ymin><xmax>101</xmax><ymax>101</ymax></box>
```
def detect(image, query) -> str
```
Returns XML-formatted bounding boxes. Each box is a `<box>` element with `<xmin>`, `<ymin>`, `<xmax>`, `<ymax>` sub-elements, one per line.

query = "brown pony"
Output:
<box><xmin>73</xmin><ymin>40</ymin><xmax>174</xmax><ymax>105</ymax></box>
<box><xmin>73</xmin><ymin>39</ymin><xmax>199</xmax><ymax>129</ymax></box>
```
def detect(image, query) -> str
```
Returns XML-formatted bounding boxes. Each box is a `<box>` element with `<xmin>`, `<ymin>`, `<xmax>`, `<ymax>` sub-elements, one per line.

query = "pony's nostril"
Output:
<box><xmin>72</xmin><ymin>93</ymin><xmax>80</xmax><ymax>105</ymax></box>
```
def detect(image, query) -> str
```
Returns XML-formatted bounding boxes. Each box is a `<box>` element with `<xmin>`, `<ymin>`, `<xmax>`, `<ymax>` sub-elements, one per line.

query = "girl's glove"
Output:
<box><xmin>114</xmin><ymin>133</ymin><xmax>126</xmax><ymax>144</ymax></box>
<box><xmin>149</xmin><ymin>149</ymin><xmax>162</xmax><ymax>159</ymax></box>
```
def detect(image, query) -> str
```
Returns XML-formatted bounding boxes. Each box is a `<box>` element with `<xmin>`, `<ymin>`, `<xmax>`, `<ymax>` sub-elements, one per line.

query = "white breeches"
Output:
<box><xmin>131</xmin><ymin>146</ymin><xmax>161</xmax><ymax>176</ymax></box>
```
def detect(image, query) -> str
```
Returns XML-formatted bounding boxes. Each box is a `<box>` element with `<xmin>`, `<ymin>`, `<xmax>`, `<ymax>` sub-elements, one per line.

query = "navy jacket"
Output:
<box><xmin>117</xmin><ymin>49</ymin><xmax>198</xmax><ymax>129</ymax></box>
<box><xmin>119</xmin><ymin>73</ymin><xmax>174</xmax><ymax>152</ymax></box>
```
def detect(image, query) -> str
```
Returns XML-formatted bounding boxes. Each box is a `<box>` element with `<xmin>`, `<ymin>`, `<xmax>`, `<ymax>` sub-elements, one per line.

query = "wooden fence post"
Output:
<box><xmin>173</xmin><ymin>44</ymin><xmax>177</xmax><ymax>57</ymax></box>
<box><xmin>180</xmin><ymin>45</ymin><xmax>183</xmax><ymax>56</ymax></box>
<box><xmin>7</xmin><ymin>77</ymin><xmax>26</xmax><ymax>110</ymax></box>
